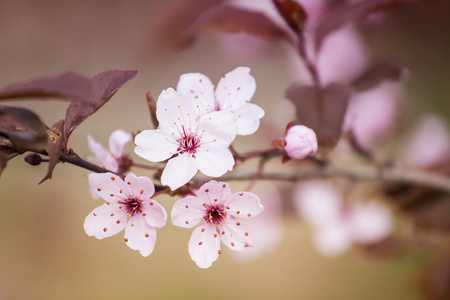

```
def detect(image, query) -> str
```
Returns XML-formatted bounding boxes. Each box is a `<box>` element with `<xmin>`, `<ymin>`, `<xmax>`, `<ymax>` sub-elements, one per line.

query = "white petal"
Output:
<box><xmin>84</xmin><ymin>203</ymin><xmax>127</xmax><ymax>239</ymax></box>
<box><xmin>220</xmin><ymin>218</ymin><xmax>253</xmax><ymax>251</ymax></box>
<box><xmin>156</xmin><ymin>88</ymin><xmax>199</xmax><ymax>134</ymax></box>
<box><xmin>87</xmin><ymin>134</ymin><xmax>108</xmax><ymax>162</ymax></box>
<box><xmin>233</xmin><ymin>102</ymin><xmax>265</xmax><ymax>135</ymax></box>
<box><xmin>141</xmin><ymin>200</ymin><xmax>167</xmax><ymax>228</ymax></box>
<box><xmin>124</xmin><ymin>214</ymin><xmax>158</xmax><ymax>257</ymax></box>
<box><xmin>176</xmin><ymin>73</ymin><xmax>216</xmax><ymax>115</ymax></box>
<box><xmin>188</xmin><ymin>225</ymin><xmax>221</xmax><ymax>268</ymax></box>
<box><xmin>195</xmin><ymin>148</ymin><xmax>234</xmax><ymax>178</ymax></box>
<box><xmin>350</xmin><ymin>201</ymin><xmax>392</xmax><ymax>244</ymax></box>
<box><xmin>215</xmin><ymin>67</ymin><xmax>256</xmax><ymax>112</ymax></box>
<box><xmin>198</xmin><ymin>111</ymin><xmax>237</xmax><ymax>147</ymax></box>
<box><xmin>88</xmin><ymin>172</ymin><xmax>128</xmax><ymax>202</ymax></box>
<box><xmin>161</xmin><ymin>154</ymin><xmax>198</xmax><ymax>190</ymax></box>
<box><xmin>224</xmin><ymin>191</ymin><xmax>264</xmax><ymax>219</ymax></box>
<box><xmin>123</xmin><ymin>172</ymin><xmax>155</xmax><ymax>199</ymax></box>
<box><xmin>134</xmin><ymin>129</ymin><xmax>178</xmax><ymax>162</ymax></box>
<box><xmin>171</xmin><ymin>195</ymin><xmax>207</xmax><ymax>228</ymax></box>
<box><xmin>195</xmin><ymin>180</ymin><xmax>232</xmax><ymax>204</ymax></box>
<box><xmin>108</xmin><ymin>129</ymin><xmax>132</xmax><ymax>157</ymax></box>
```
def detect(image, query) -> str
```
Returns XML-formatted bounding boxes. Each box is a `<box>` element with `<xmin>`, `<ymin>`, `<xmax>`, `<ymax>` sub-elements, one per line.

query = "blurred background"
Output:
<box><xmin>0</xmin><ymin>0</ymin><xmax>449</xmax><ymax>299</ymax></box>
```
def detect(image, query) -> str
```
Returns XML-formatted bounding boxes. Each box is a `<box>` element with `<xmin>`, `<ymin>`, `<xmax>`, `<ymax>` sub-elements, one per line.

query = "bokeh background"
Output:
<box><xmin>0</xmin><ymin>0</ymin><xmax>449</xmax><ymax>299</ymax></box>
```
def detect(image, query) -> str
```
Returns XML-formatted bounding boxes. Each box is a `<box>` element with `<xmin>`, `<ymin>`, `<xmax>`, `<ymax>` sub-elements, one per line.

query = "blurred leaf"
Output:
<box><xmin>421</xmin><ymin>256</ymin><xmax>450</xmax><ymax>300</ymax></box>
<box><xmin>351</xmin><ymin>60</ymin><xmax>408</xmax><ymax>92</ymax></box>
<box><xmin>285</xmin><ymin>83</ymin><xmax>350</xmax><ymax>154</ymax></box>
<box><xmin>0</xmin><ymin>106</ymin><xmax>48</xmax><ymax>150</ymax></box>
<box><xmin>272</xmin><ymin>0</ymin><xmax>307</xmax><ymax>34</ymax></box>
<box><xmin>0</xmin><ymin>71</ymin><xmax>94</xmax><ymax>101</ymax></box>
<box><xmin>63</xmin><ymin>69</ymin><xmax>138</xmax><ymax>143</ymax></box>
<box><xmin>0</xmin><ymin>151</ymin><xmax>6</xmax><ymax>176</ymax></box>
<box><xmin>315</xmin><ymin>0</ymin><xmax>400</xmax><ymax>52</ymax></box>
<box><xmin>39</xmin><ymin>119</ymin><xmax>65</xmax><ymax>184</ymax></box>
<box><xmin>174</xmin><ymin>4</ymin><xmax>295</xmax><ymax>49</ymax></box>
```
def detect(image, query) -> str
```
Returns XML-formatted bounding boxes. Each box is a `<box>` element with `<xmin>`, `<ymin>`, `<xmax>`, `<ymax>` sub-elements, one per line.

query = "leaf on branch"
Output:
<box><xmin>315</xmin><ymin>0</ymin><xmax>401</xmax><ymax>52</ymax></box>
<box><xmin>0</xmin><ymin>106</ymin><xmax>48</xmax><ymax>150</ymax></box>
<box><xmin>174</xmin><ymin>4</ymin><xmax>295</xmax><ymax>49</ymax></box>
<box><xmin>0</xmin><ymin>71</ymin><xmax>94</xmax><ymax>101</ymax></box>
<box><xmin>63</xmin><ymin>69</ymin><xmax>138</xmax><ymax>143</ymax></box>
<box><xmin>39</xmin><ymin>119</ymin><xmax>65</xmax><ymax>184</ymax></box>
<box><xmin>272</xmin><ymin>0</ymin><xmax>308</xmax><ymax>34</ymax></box>
<box><xmin>351</xmin><ymin>59</ymin><xmax>408</xmax><ymax>92</ymax></box>
<box><xmin>285</xmin><ymin>83</ymin><xmax>351</xmax><ymax>154</ymax></box>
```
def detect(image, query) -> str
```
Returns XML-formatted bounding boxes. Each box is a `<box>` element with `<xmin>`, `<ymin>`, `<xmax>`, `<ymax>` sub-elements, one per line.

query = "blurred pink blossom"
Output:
<box><xmin>284</xmin><ymin>125</ymin><xmax>318</xmax><ymax>159</ymax></box>
<box><xmin>294</xmin><ymin>180</ymin><xmax>392</xmax><ymax>256</ymax></box>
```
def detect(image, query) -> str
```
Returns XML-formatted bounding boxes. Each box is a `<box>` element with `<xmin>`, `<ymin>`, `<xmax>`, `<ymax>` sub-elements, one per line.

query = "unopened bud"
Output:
<box><xmin>284</xmin><ymin>125</ymin><xmax>318</xmax><ymax>160</ymax></box>
<box><xmin>24</xmin><ymin>153</ymin><xmax>43</xmax><ymax>166</ymax></box>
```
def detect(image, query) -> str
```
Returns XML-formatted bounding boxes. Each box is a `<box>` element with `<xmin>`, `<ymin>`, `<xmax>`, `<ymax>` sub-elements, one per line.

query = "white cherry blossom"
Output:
<box><xmin>176</xmin><ymin>66</ymin><xmax>264</xmax><ymax>135</ymax></box>
<box><xmin>134</xmin><ymin>88</ymin><xmax>237</xmax><ymax>190</ymax></box>
<box><xmin>87</xmin><ymin>129</ymin><xmax>132</xmax><ymax>173</ymax></box>
<box><xmin>84</xmin><ymin>172</ymin><xmax>167</xmax><ymax>257</ymax></box>
<box><xmin>171</xmin><ymin>180</ymin><xmax>264</xmax><ymax>268</ymax></box>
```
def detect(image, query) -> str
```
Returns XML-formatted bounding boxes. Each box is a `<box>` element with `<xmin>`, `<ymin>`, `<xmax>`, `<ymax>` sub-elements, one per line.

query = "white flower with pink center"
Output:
<box><xmin>84</xmin><ymin>172</ymin><xmax>167</xmax><ymax>257</ymax></box>
<box><xmin>171</xmin><ymin>180</ymin><xmax>264</xmax><ymax>268</ymax></box>
<box><xmin>87</xmin><ymin>129</ymin><xmax>132</xmax><ymax>173</ymax></box>
<box><xmin>176</xmin><ymin>66</ymin><xmax>264</xmax><ymax>135</ymax></box>
<box><xmin>134</xmin><ymin>88</ymin><xmax>238</xmax><ymax>190</ymax></box>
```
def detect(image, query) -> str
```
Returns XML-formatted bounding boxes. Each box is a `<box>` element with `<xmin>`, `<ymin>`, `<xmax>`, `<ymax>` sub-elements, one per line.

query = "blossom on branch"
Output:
<box><xmin>84</xmin><ymin>172</ymin><xmax>167</xmax><ymax>257</ymax></box>
<box><xmin>171</xmin><ymin>180</ymin><xmax>264</xmax><ymax>268</ymax></box>
<box><xmin>176</xmin><ymin>66</ymin><xmax>265</xmax><ymax>135</ymax></box>
<box><xmin>87</xmin><ymin>129</ymin><xmax>132</xmax><ymax>173</ymax></box>
<box><xmin>284</xmin><ymin>125</ymin><xmax>318</xmax><ymax>160</ymax></box>
<box><xmin>134</xmin><ymin>88</ymin><xmax>237</xmax><ymax>190</ymax></box>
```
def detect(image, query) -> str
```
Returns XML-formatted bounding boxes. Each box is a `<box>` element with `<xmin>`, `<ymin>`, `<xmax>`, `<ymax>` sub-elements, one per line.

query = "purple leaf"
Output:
<box><xmin>285</xmin><ymin>83</ymin><xmax>351</xmax><ymax>153</ymax></box>
<box><xmin>174</xmin><ymin>4</ymin><xmax>295</xmax><ymax>49</ymax></box>
<box><xmin>272</xmin><ymin>0</ymin><xmax>307</xmax><ymax>34</ymax></box>
<box><xmin>351</xmin><ymin>59</ymin><xmax>408</xmax><ymax>92</ymax></box>
<box><xmin>63</xmin><ymin>70</ymin><xmax>138</xmax><ymax>143</ymax></box>
<box><xmin>39</xmin><ymin>119</ymin><xmax>65</xmax><ymax>184</ymax></box>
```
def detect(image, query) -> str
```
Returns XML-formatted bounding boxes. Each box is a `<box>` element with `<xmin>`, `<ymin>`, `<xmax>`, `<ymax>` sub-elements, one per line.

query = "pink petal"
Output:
<box><xmin>195</xmin><ymin>180</ymin><xmax>232</xmax><ymax>204</ymax></box>
<box><xmin>198</xmin><ymin>111</ymin><xmax>238</xmax><ymax>147</ymax></box>
<box><xmin>155</xmin><ymin>88</ymin><xmax>199</xmax><ymax>134</ymax></box>
<box><xmin>350</xmin><ymin>201</ymin><xmax>392</xmax><ymax>244</ymax></box>
<box><xmin>188</xmin><ymin>225</ymin><xmax>221</xmax><ymax>268</ymax></box>
<box><xmin>141</xmin><ymin>200</ymin><xmax>167</xmax><ymax>228</ymax></box>
<box><xmin>224</xmin><ymin>191</ymin><xmax>264</xmax><ymax>219</ymax></box>
<box><xmin>134</xmin><ymin>129</ymin><xmax>178</xmax><ymax>162</ymax></box>
<box><xmin>108</xmin><ymin>129</ymin><xmax>132</xmax><ymax>157</ymax></box>
<box><xmin>124</xmin><ymin>214</ymin><xmax>158</xmax><ymax>257</ymax></box>
<box><xmin>284</xmin><ymin>125</ymin><xmax>318</xmax><ymax>160</ymax></box>
<box><xmin>161</xmin><ymin>154</ymin><xmax>198</xmax><ymax>190</ymax></box>
<box><xmin>312</xmin><ymin>222</ymin><xmax>353</xmax><ymax>256</ymax></box>
<box><xmin>87</xmin><ymin>134</ymin><xmax>108</xmax><ymax>162</ymax></box>
<box><xmin>84</xmin><ymin>203</ymin><xmax>127</xmax><ymax>239</ymax></box>
<box><xmin>123</xmin><ymin>172</ymin><xmax>155</xmax><ymax>199</ymax></box>
<box><xmin>88</xmin><ymin>172</ymin><xmax>128</xmax><ymax>202</ymax></box>
<box><xmin>220</xmin><ymin>218</ymin><xmax>253</xmax><ymax>251</ymax></box>
<box><xmin>233</xmin><ymin>102</ymin><xmax>265</xmax><ymax>135</ymax></box>
<box><xmin>103</xmin><ymin>154</ymin><xmax>119</xmax><ymax>173</ymax></box>
<box><xmin>215</xmin><ymin>67</ymin><xmax>256</xmax><ymax>112</ymax></box>
<box><xmin>176</xmin><ymin>72</ymin><xmax>216</xmax><ymax>115</ymax></box>
<box><xmin>171</xmin><ymin>195</ymin><xmax>207</xmax><ymax>228</ymax></box>
<box><xmin>195</xmin><ymin>147</ymin><xmax>234</xmax><ymax>178</ymax></box>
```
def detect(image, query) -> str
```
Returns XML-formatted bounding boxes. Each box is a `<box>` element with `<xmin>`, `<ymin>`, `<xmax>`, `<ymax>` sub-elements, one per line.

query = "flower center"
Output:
<box><xmin>124</xmin><ymin>197</ymin><xmax>143</xmax><ymax>216</ymax></box>
<box><xmin>205</xmin><ymin>205</ymin><xmax>227</xmax><ymax>227</ymax></box>
<box><xmin>177</xmin><ymin>127</ymin><xmax>201</xmax><ymax>155</ymax></box>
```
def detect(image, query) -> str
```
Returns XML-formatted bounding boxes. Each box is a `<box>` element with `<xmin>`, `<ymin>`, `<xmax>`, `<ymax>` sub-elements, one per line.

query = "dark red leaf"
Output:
<box><xmin>351</xmin><ymin>59</ymin><xmax>408</xmax><ymax>92</ymax></box>
<box><xmin>39</xmin><ymin>119</ymin><xmax>65</xmax><ymax>184</ymax></box>
<box><xmin>63</xmin><ymin>69</ymin><xmax>138</xmax><ymax>143</ymax></box>
<box><xmin>272</xmin><ymin>0</ymin><xmax>307</xmax><ymax>34</ymax></box>
<box><xmin>0</xmin><ymin>71</ymin><xmax>94</xmax><ymax>101</ymax></box>
<box><xmin>285</xmin><ymin>83</ymin><xmax>350</xmax><ymax>154</ymax></box>
<box><xmin>174</xmin><ymin>4</ymin><xmax>295</xmax><ymax>49</ymax></box>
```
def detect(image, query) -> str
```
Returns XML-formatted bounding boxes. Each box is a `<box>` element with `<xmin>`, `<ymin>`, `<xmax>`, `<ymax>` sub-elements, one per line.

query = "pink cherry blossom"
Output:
<box><xmin>284</xmin><ymin>125</ymin><xmax>318</xmax><ymax>159</ymax></box>
<box><xmin>84</xmin><ymin>172</ymin><xmax>167</xmax><ymax>257</ymax></box>
<box><xmin>171</xmin><ymin>180</ymin><xmax>264</xmax><ymax>268</ymax></box>
<box><xmin>134</xmin><ymin>88</ymin><xmax>238</xmax><ymax>190</ymax></box>
<box><xmin>294</xmin><ymin>180</ymin><xmax>392</xmax><ymax>256</ymax></box>
<box><xmin>87</xmin><ymin>129</ymin><xmax>132</xmax><ymax>173</ymax></box>
<box><xmin>176</xmin><ymin>67</ymin><xmax>265</xmax><ymax>135</ymax></box>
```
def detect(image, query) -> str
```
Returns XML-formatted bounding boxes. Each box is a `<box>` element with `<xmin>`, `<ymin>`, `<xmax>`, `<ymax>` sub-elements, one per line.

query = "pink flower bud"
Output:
<box><xmin>284</xmin><ymin>125</ymin><xmax>318</xmax><ymax>159</ymax></box>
